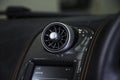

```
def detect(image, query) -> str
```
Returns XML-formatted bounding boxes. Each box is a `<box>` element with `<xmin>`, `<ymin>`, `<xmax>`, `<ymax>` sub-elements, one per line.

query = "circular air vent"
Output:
<box><xmin>41</xmin><ymin>22</ymin><xmax>75</xmax><ymax>53</ymax></box>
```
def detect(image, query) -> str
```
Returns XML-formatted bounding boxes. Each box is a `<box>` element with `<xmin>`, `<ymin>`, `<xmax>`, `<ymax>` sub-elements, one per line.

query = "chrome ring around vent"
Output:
<box><xmin>41</xmin><ymin>22</ymin><xmax>75</xmax><ymax>53</ymax></box>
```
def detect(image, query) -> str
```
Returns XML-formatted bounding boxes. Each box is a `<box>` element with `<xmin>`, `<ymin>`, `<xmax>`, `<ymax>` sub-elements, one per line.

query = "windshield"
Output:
<box><xmin>0</xmin><ymin>0</ymin><xmax>120</xmax><ymax>14</ymax></box>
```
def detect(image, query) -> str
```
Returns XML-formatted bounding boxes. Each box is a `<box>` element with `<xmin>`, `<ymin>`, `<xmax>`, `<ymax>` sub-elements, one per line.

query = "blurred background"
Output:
<box><xmin>0</xmin><ymin>0</ymin><xmax>120</xmax><ymax>14</ymax></box>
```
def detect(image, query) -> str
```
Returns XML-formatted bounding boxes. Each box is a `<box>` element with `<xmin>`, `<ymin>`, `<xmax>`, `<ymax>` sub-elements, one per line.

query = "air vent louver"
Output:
<box><xmin>41</xmin><ymin>22</ymin><xmax>75</xmax><ymax>53</ymax></box>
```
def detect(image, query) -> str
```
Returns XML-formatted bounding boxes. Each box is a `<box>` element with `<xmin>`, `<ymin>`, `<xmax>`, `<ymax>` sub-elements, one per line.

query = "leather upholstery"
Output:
<box><xmin>84</xmin><ymin>16</ymin><xmax>120</xmax><ymax>80</ymax></box>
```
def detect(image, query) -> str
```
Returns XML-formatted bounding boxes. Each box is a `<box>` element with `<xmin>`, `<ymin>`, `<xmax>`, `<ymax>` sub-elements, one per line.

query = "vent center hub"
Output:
<box><xmin>49</xmin><ymin>32</ymin><xmax>59</xmax><ymax>40</ymax></box>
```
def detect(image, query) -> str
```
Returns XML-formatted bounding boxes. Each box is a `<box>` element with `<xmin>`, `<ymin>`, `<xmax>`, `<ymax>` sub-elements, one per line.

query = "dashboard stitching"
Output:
<box><xmin>80</xmin><ymin>21</ymin><xmax>108</xmax><ymax>80</ymax></box>
<box><xmin>11</xmin><ymin>30</ymin><xmax>43</xmax><ymax>80</ymax></box>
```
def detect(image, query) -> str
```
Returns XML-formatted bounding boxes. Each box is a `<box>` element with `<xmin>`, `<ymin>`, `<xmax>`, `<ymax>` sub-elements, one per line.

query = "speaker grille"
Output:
<box><xmin>41</xmin><ymin>22</ymin><xmax>74</xmax><ymax>53</ymax></box>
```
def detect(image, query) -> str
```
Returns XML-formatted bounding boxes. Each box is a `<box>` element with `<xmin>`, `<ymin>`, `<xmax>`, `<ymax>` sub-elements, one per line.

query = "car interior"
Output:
<box><xmin>0</xmin><ymin>0</ymin><xmax>120</xmax><ymax>80</ymax></box>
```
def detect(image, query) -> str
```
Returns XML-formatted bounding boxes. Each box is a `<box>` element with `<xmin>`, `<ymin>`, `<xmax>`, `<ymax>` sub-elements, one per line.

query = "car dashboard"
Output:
<box><xmin>0</xmin><ymin>14</ymin><xmax>120</xmax><ymax>80</ymax></box>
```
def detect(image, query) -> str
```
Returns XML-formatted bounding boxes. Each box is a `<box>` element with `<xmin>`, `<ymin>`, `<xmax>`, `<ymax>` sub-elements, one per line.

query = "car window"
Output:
<box><xmin>0</xmin><ymin>0</ymin><xmax>120</xmax><ymax>14</ymax></box>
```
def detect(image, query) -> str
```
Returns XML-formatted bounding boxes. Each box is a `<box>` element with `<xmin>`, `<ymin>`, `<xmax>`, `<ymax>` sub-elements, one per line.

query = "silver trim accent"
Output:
<box><xmin>49</xmin><ymin>32</ymin><xmax>58</xmax><ymax>40</ymax></box>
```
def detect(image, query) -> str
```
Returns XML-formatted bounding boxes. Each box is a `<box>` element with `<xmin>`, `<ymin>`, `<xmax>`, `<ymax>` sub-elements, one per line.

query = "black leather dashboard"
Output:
<box><xmin>0</xmin><ymin>15</ymin><xmax>118</xmax><ymax>80</ymax></box>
